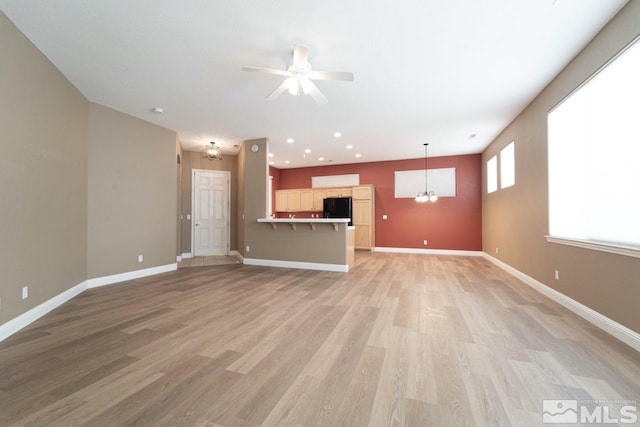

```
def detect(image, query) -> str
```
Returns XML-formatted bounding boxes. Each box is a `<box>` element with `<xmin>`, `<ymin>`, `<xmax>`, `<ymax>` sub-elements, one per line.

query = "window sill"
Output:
<box><xmin>545</xmin><ymin>236</ymin><xmax>640</xmax><ymax>259</ymax></box>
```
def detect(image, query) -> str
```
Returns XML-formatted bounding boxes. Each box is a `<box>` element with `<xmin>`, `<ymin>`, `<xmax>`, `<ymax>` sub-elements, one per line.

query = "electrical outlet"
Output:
<box><xmin>246</xmin><ymin>245</ymin><xmax>250</xmax><ymax>252</ymax></box>
<box><xmin>22</xmin><ymin>286</ymin><xmax>28</xmax><ymax>300</ymax></box>
<box><xmin>186</xmin><ymin>214</ymin><xmax>191</xmax><ymax>220</ymax></box>
<box><xmin>138</xmin><ymin>254</ymin><xmax>143</xmax><ymax>263</ymax></box>
<box><xmin>495</xmin><ymin>247</ymin><xmax>499</xmax><ymax>254</ymax></box>
<box><xmin>555</xmin><ymin>270</ymin><xmax>560</xmax><ymax>280</ymax></box>
<box><xmin>423</xmin><ymin>240</ymin><xmax>428</xmax><ymax>245</ymax></box>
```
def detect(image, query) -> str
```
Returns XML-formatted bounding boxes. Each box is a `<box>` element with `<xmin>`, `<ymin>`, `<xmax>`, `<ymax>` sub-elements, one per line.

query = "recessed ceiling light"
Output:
<box><xmin>305</xmin><ymin>149</ymin><xmax>311</xmax><ymax>153</ymax></box>
<box><xmin>334</xmin><ymin>132</ymin><xmax>342</xmax><ymax>138</ymax></box>
<box><xmin>285</xmin><ymin>160</ymin><xmax>290</xmax><ymax>164</ymax></box>
<box><xmin>287</xmin><ymin>138</ymin><xmax>294</xmax><ymax>144</ymax></box>
<box><xmin>268</xmin><ymin>152</ymin><xmax>274</xmax><ymax>157</ymax></box>
<box><xmin>346</xmin><ymin>144</ymin><xmax>353</xmax><ymax>150</ymax></box>
<box><xmin>355</xmin><ymin>153</ymin><xmax>362</xmax><ymax>158</ymax></box>
<box><xmin>269</xmin><ymin>161</ymin><xmax>274</xmax><ymax>165</ymax></box>
<box><xmin>152</xmin><ymin>107</ymin><xmax>163</xmax><ymax>114</ymax></box>
<box><xmin>319</xmin><ymin>157</ymin><xmax>325</xmax><ymax>161</ymax></box>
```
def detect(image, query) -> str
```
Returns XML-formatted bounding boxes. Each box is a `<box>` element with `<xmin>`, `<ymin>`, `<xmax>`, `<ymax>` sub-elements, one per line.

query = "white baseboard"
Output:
<box><xmin>0</xmin><ymin>262</ymin><xmax>179</xmax><ymax>342</ymax></box>
<box><xmin>374</xmin><ymin>247</ymin><xmax>484</xmax><ymax>256</ymax></box>
<box><xmin>87</xmin><ymin>263</ymin><xmax>177</xmax><ymax>288</ymax></box>
<box><xmin>243</xmin><ymin>258</ymin><xmax>348</xmax><ymax>272</ymax></box>
<box><xmin>181</xmin><ymin>252</ymin><xmax>193</xmax><ymax>259</ymax></box>
<box><xmin>482</xmin><ymin>253</ymin><xmax>640</xmax><ymax>352</ymax></box>
<box><xmin>0</xmin><ymin>280</ymin><xmax>87</xmax><ymax>342</ymax></box>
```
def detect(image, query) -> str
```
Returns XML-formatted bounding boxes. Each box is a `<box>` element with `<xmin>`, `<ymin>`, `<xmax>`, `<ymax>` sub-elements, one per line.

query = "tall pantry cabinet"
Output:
<box><xmin>352</xmin><ymin>185</ymin><xmax>375</xmax><ymax>251</ymax></box>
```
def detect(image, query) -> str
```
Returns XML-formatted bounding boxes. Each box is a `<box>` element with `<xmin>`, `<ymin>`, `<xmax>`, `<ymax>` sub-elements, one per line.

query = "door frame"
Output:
<box><xmin>191</xmin><ymin>169</ymin><xmax>231</xmax><ymax>256</ymax></box>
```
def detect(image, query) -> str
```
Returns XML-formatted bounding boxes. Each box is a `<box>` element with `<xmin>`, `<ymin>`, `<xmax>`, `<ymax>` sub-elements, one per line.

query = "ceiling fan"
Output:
<box><xmin>242</xmin><ymin>44</ymin><xmax>354</xmax><ymax>105</ymax></box>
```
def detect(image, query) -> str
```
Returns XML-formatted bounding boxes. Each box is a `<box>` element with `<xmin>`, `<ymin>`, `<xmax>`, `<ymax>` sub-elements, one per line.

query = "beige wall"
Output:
<box><xmin>87</xmin><ymin>103</ymin><xmax>177</xmax><ymax>279</ymax></box>
<box><xmin>241</xmin><ymin>138</ymin><xmax>268</xmax><ymax>258</ymax></box>
<box><xmin>482</xmin><ymin>2</ymin><xmax>640</xmax><ymax>333</ymax></box>
<box><xmin>180</xmin><ymin>151</ymin><xmax>238</xmax><ymax>253</ymax></box>
<box><xmin>176</xmin><ymin>138</ymin><xmax>183</xmax><ymax>257</ymax></box>
<box><xmin>0</xmin><ymin>12</ymin><xmax>89</xmax><ymax>324</ymax></box>
<box><xmin>237</xmin><ymin>143</ymin><xmax>246</xmax><ymax>256</ymax></box>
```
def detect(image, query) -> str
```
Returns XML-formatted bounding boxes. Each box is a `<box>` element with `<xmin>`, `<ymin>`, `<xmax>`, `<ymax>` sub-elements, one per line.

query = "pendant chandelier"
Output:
<box><xmin>415</xmin><ymin>143</ymin><xmax>438</xmax><ymax>203</ymax></box>
<box><xmin>202</xmin><ymin>141</ymin><xmax>222</xmax><ymax>160</ymax></box>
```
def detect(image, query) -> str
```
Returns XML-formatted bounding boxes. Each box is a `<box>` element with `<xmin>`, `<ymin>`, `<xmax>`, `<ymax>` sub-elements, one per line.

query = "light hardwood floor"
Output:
<box><xmin>0</xmin><ymin>253</ymin><xmax>638</xmax><ymax>426</ymax></box>
<box><xmin>178</xmin><ymin>255</ymin><xmax>241</xmax><ymax>268</ymax></box>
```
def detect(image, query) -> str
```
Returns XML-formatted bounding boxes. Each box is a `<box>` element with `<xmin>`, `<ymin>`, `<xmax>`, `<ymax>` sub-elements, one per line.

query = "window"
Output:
<box><xmin>500</xmin><ymin>141</ymin><xmax>515</xmax><ymax>189</ymax></box>
<box><xmin>548</xmin><ymin>37</ymin><xmax>640</xmax><ymax>255</ymax></box>
<box><xmin>487</xmin><ymin>155</ymin><xmax>497</xmax><ymax>193</ymax></box>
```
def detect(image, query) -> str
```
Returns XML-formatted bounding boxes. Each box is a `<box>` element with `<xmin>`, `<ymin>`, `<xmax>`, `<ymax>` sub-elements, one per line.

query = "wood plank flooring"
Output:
<box><xmin>0</xmin><ymin>253</ymin><xmax>638</xmax><ymax>426</ymax></box>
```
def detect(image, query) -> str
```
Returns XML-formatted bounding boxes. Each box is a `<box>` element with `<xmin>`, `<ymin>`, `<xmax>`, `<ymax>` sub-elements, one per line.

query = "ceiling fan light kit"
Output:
<box><xmin>242</xmin><ymin>44</ymin><xmax>354</xmax><ymax>105</ymax></box>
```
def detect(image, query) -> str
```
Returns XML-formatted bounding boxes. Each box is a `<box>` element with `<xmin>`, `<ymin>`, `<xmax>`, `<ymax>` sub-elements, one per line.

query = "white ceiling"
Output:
<box><xmin>1</xmin><ymin>0</ymin><xmax>628</xmax><ymax>168</ymax></box>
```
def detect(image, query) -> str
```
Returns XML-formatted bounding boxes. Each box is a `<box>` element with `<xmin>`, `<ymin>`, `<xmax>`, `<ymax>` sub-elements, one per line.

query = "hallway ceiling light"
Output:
<box><xmin>202</xmin><ymin>141</ymin><xmax>222</xmax><ymax>160</ymax></box>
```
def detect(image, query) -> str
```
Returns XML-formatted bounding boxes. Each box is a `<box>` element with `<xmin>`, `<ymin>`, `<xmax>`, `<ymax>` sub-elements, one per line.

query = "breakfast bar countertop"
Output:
<box><xmin>257</xmin><ymin>218</ymin><xmax>350</xmax><ymax>223</ymax></box>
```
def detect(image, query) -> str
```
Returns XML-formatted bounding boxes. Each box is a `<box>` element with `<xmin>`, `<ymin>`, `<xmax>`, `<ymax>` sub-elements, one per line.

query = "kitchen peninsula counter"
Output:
<box><xmin>244</xmin><ymin>218</ymin><xmax>354</xmax><ymax>272</ymax></box>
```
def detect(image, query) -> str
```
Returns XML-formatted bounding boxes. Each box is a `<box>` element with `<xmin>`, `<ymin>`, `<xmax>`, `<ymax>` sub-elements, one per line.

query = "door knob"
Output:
<box><xmin>195</xmin><ymin>224</ymin><xmax>200</xmax><ymax>227</ymax></box>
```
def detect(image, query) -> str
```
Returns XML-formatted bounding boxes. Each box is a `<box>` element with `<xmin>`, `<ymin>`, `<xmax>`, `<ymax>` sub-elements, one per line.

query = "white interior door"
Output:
<box><xmin>192</xmin><ymin>170</ymin><xmax>229</xmax><ymax>256</ymax></box>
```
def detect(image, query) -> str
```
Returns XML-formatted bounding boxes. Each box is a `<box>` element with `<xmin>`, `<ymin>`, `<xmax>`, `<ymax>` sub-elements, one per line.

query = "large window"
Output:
<box><xmin>548</xmin><ymin>37</ymin><xmax>640</xmax><ymax>255</ymax></box>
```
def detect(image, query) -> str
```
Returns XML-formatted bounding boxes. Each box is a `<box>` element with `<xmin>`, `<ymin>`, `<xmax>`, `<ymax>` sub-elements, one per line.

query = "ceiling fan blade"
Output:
<box><xmin>299</xmin><ymin>78</ymin><xmax>328</xmax><ymax>105</ymax></box>
<box><xmin>265</xmin><ymin>80</ymin><xmax>290</xmax><ymax>101</ymax></box>
<box><xmin>293</xmin><ymin>44</ymin><xmax>309</xmax><ymax>67</ymax></box>
<box><xmin>308</xmin><ymin>70</ymin><xmax>355</xmax><ymax>81</ymax></box>
<box><xmin>241</xmin><ymin>66</ymin><xmax>287</xmax><ymax>76</ymax></box>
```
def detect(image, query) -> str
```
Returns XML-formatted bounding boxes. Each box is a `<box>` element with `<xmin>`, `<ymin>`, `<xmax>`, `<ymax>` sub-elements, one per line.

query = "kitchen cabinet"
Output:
<box><xmin>313</xmin><ymin>189</ymin><xmax>326</xmax><ymax>212</ymax></box>
<box><xmin>300</xmin><ymin>189</ymin><xmax>314</xmax><ymax>211</ymax></box>
<box><xmin>326</xmin><ymin>187</ymin><xmax>352</xmax><ymax>198</ymax></box>
<box><xmin>352</xmin><ymin>185</ymin><xmax>375</xmax><ymax>251</ymax></box>
<box><xmin>275</xmin><ymin>189</ymin><xmax>301</xmax><ymax>212</ymax></box>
